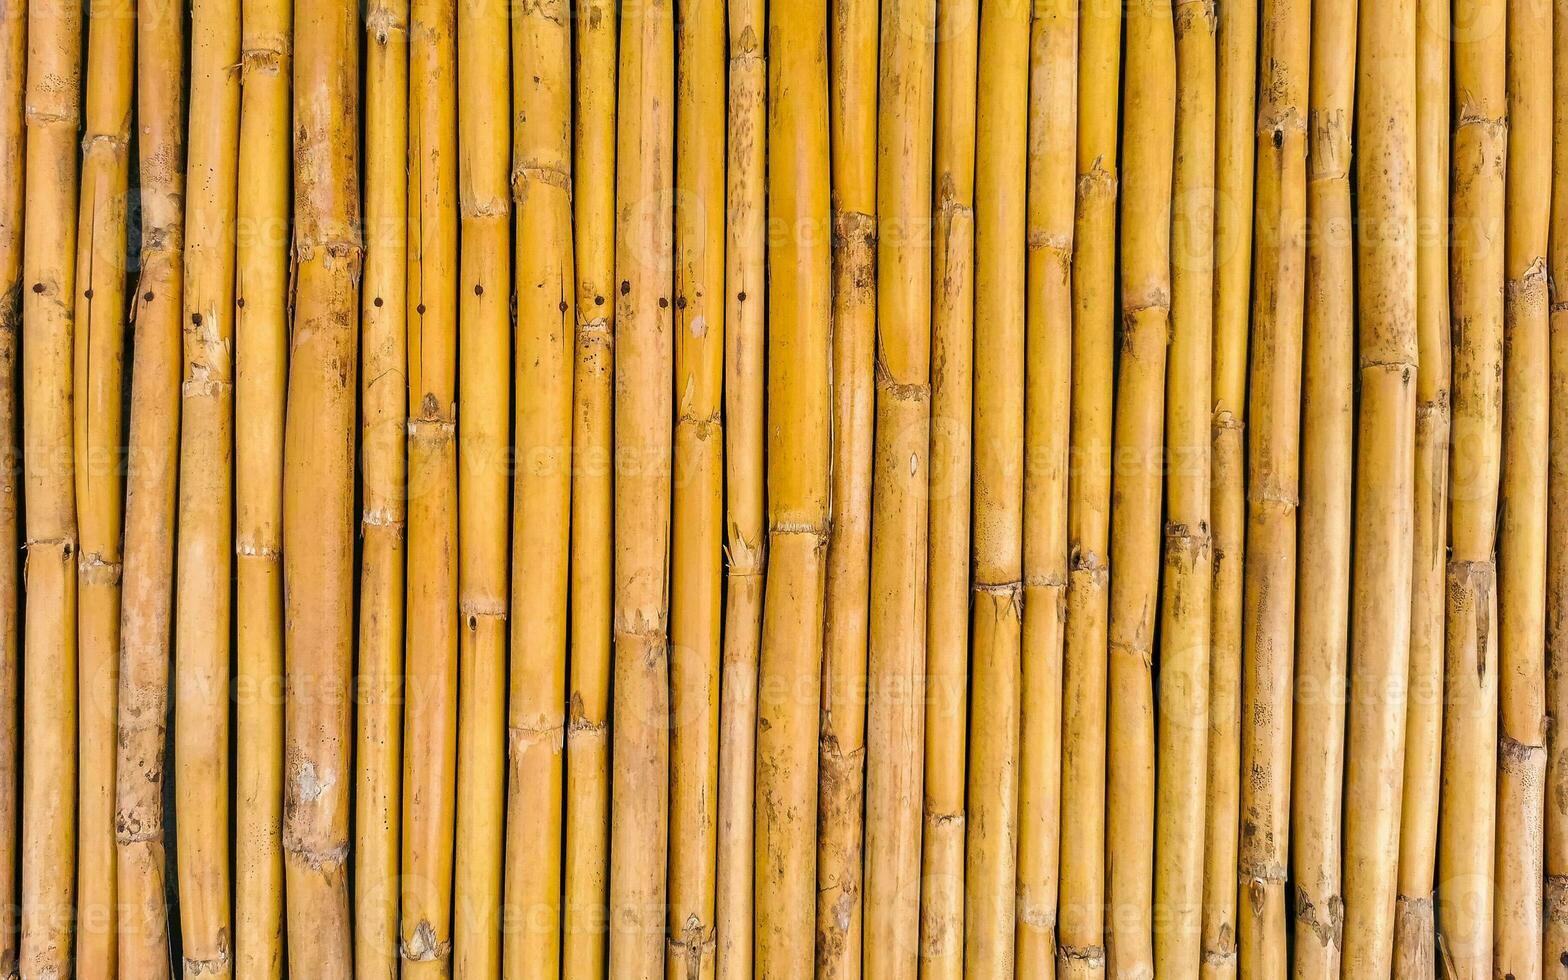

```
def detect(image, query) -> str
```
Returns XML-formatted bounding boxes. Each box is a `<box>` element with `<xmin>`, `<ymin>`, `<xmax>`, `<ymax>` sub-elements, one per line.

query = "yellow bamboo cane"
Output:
<box><xmin>0</xmin><ymin>0</ymin><xmax>19</xmax><ymax>969</ymax></box>
<box><xmin>1547</xmin><ymin>0</ymin><xmax>1568</xmax><ymax>961</ymax></box>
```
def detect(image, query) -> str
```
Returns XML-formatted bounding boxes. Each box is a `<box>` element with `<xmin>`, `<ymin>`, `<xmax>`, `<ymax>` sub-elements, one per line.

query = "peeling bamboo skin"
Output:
<box><xmin>1155</xmin><ymin>0</ymin><xmax>1214</xmax><ymax>973</ymax></box>
<box><xmin>669</xmin><ymin>0</ymin><xmax>724</xmax><ymax>974</ymax></box>
<box><xmin>919</xmin><ymin>3</ymin><xmax>977</xmax><ymax>977</ymax></box>
<box><xmin>564</xmin><ymin>1</ymin><xmax>616</xmax><ymax>976</ymax></box>
<box><xmin>609</xmin><ymin>1</ymin><xmax>674</xmax><ymax>975</ymax></box>
<box><xmin>453</xmin><ymin>0</ymin><xmax>512</xmax><ymax>973</ymax></box>
<box><xmin>817</xmin><ymin>0</ymin><xmax>876</xmax><ymax>974</ymax></box>
<box><xmin>355</xmin><ymin>0</ymin><xmax>408</xmax><ymax>974</ymax></box>
<box><xmin>0</xmin><ymin>0</ymin><xmax>19</xmax><ymax>971</ymax></box>
<box><xmin>115</xmin><ymin>0</ymin><xmax>183</xmax><ymax>969</ymax></box>
<box><xmin>1290</xmin><ymin>0</ymin><xmax>1354</xmax><ymax>972</ymax></box>
<box><xmin>233</xmin><ymin>0</ymin><xmax>290</xmax><ymax>974</ymax></box>
<box><xmin>1547</xmin><ymin>0</ymin><xmax>1568</xmax><ymax>959</ymax></box>
<box><xmin>72</xmin><ymin>0</ymin><xmax>134</xmax><ymax>969</ymax></box>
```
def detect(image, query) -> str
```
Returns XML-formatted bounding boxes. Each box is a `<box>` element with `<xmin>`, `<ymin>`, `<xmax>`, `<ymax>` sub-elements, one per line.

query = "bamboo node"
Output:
<box><xmin>1027</xmin><ymin>229</ymin><xmax>1072</xmax><ymax>264</ymax></box>
<box><xmin>399</xmin><ymin>920</ymin><xmax>451</xmax><ymax>962</ymax></box>
<box><xmin>235</xmin><ymin>541</ymin><xmax>281</xmax><ymax>560</ymax></box>
<box><xmin>510</xmin><ymin>164</ymin><xmax>571</xmax><ymax>202</ymax></box>
<box><xmin>924</xmin><ymin>807</ymin><xmax>964</xmax><ymax>829</ymax></box>
<box><xmin>281</xmin><ymin>835</ymin><xmax>348</xmax><ymax>871</ymax></box>
<box><xmin>77</xmin><ymin>551</ymin><xmax>122</xmax><ymax>585</ymax></box>
<box><xmin>291</xmin><ymin>758</ymin><xmax>335</xmax><ymax>803</ymax></box>
<box><xmin>361</xmin><ymin>507</ymin><xmax>406</xmax><ymax>533</ymax></box>
<box><xmin>508</xmin><ymin>720</ymin><xmax>565</xmax><ymax>754</ymax></box>
<box><xmin>1545</xmin><ymin>875</ymin><xmax>1568</xmax><ymax>922</ymax></box>
<box><xmin>1076</xmin><ymin>160</ymin><xmax>1118</xmax><ymax>202</ymax></box>
<box><xmin>874</xmin><ymin>356</ymin><xmax>931</xmax><ymax>402</ymax></box>
<box><xmin>1293</xmin><ymin>888</ymin><xmax>1344</xmax><ymax>950</ymax></box>
<box><xmin>364</xmin><ymin>1</ymin><xmax>409</xmax><ymax>43</ymax></box>
<box><xmin>1498</xmin><ymin>730</ymin><xmax>1547</xmax><ymax>770</ymax></box>
<box><xmin>1059</xmin><ymin>943</ymin><xmax>1106</xmax><ymax>967</ymax></box>
<box><xmin>240</xmin><ymin>46</ymin><xmax>287</xmax><ymax>77</ymax></box>
<box><xmin>1017</xmin><ymin>897</ymin><xmax>1057</xmax><ymax>930</ymax></box>
<box><xmin>80</xmin><ymin>131</ymin><xmax>129</xmax><ymax>156</ymax></box>
<box><xmin>1505</xmin><ymin>255</ymin><xmax>1548</xmax><ymax>299</ymax></box>
<box><xmin>183</xmin><ymin>932</ymin><xmax>231</xmax><ymax>976</ymax></box>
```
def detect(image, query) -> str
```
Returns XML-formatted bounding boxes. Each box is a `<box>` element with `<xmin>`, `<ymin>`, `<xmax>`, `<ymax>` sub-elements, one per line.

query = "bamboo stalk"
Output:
<box><xmin>1154</xmin><ymin>0</ymin><xmax>1214</xmax><ymax>974</ymax></box>
<box><xmin>1435</xmin><ymin>0</ymin><xmax>1505</xmax><ymax>968</ymax></box>
<box><xmin>506</xmin><ymin>0</ymin><xmax>573</xmax><ymax>974</ymax></box>
<box><xmin>755</xmin><ymin>0</ymin><xmax>831</xmax><ymax>971</ymax></box>
<box><xmin>1495</xmin><ymin>0</ymin><xmax>1552</xmax><ymax>971</ymax></box>
<box><xmin>1547</xmin><ymin>0</ymin><xmax>1568</xmax><ymax>959</ymax></box>
<box><xmin>282</xmin><ymin>0</ymin><xmax>359</xmax><ymax>972</ymax></box>
<box><xmin>817</xmin><ymin>0</ymin><xmax>876</xmax><ymax>973</ymax></box>
<box><xmin>355</xmin><ymin>0</ymin><xmax>408</xmax><ymax>973</ymax></box>
<box><xmin>0</xmin><ymin>0</ymin><xmax>18</xmax><ymax>970</ymax></box>
<box><xmin>174</xmin><ymin>0</ymin><xmax>241</xmax><ymax>967</ymax></box>
<box><xmin>859</xmin><ymin>1</ymin><xmax>934</xmax><ymax>978</ymax></box>
<box><xmin>1341</xmin><ymin>1</ymin><xmax>1419</xmax><ymax>976</ymax></box>
<box><xmin>1289</xmin><ymin>0</ymin><xmax>1355</xmax><ymax>973</ymax></box>
<box><xmin>717</xmin><ymin>2</ymin><xmax>765</xmax><ymax>976</ymax></box>
<box><xmin>115</xmin><ymin>0</ymin><xmax>183</xmax><ymax>970</ymax></box>
<box><xmin>668</xmin><ymin>0</ymin><xmax>724</xmax><ymax>973</ymax></box>
<box><xmin>920</xmin><ymin>2</ymin><xmax>978</xmax><ymax>976</ymax></box>
<box><xmin>1199</xmin><ymin>0</ymin><xmax>1256</xmax><ymax>970</ymax></box>
<box><xmin>233</xmin><ymin>0</ymin><xmax>290</xmax><ymax>974</ymax></box>
<box><xmin>563</xmin><ymin>1</ymin><xmax>615</xmax><ymax>975</ymax></box>
<box><xmin>453</xmin><ymin>0</ymin><xmax>512</xmax><ymax>974</ymax></box>
<box><xmin>72</xmin><ymin>0</ymin><xmax>134</xmax><ymax>970</ymax></box>
<box><xmin>609</xmin><ymin>1</ymin><xmax>674</xmax><ymax>975</ymax></box>
<box><xmin>1393</xmin><ymin>0</ymin><xmax>1451</xmax><ymax>971</ymax></box>
<box><xmin>1236</xmin><ymin>0</ymin><xmax>1308</xmax><ymax>970</ymax></box>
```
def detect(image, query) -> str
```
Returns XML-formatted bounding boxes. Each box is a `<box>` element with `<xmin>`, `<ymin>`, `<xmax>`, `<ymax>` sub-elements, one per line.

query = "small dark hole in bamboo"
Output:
<box><xmin>374</xmin><ymin>297</ymin><xmax>384</xmax><ymax>308</ymax></box>
<box><xmin>474</xmin><ymin>284</ymin><xmax>483</xmax><ymax>296</ymax></box>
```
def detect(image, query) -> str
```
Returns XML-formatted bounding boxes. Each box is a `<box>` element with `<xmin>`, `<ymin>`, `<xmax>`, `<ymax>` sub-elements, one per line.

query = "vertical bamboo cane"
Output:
<box><xmin>1341</xmin><ymin>0</ymin><xmax>1419</xmax><ymax>973</ymax></box>
<box><xmin>0</xmin><ymin>0</ymin><xmax>18</xmax><ymax>969</ymax></box>
<box><xmin>1200</xmin><ymin>0</ymin><xmax>1256</xmax><ymax>971</ymax></box>
<box><xmin>610</xmin><ymin>1</ymin><xmax>674</xmax><ymax>975</ymax></box>
<box><xmin>115</xmin><ymin>0</ymin><xmax>183</xmax><ymax>969</ymax></box>
<box><xmin>1290</xmin><ymin>0</ymin><xmax>1355</xmax><ymax>973</ymax></box>
<box><xmin>356</xmin><ymin>0</ymin><xmax>408</xmax><ymax>972</ymax></box>
<box><xmin>234</xmin><ymin>0</ymin><xmax>290</xmax><ymax>974</ymax></box>
<box><xmin>860</xmin><ymin>2</ymin><xmax>934</xmax><ymax>979</ymax></box>
<box><xmin>1435</xmin><ymin>0</ymin><xmax>1505</xmax><ymax>968</ymax></box>
<box><xmin>1154</xmin><ymin>0</ymin><xmax>1214</xmax><ymax>973</ymax></box>
<box><xmin>1495</xmin><ymin>0</ymin><xmax>1552</xmax><ymax>971</ymax></box>
<box><xmin>506</xmin><ymin>0</ymin><xmax>573</xmax><ymax>975</ymax></box>
<box><xmin>454</xmin><ymin>0</ymin><xmax>511</xmax><ymax>974</ymax></box>
<box><xmin>73</xmin><ymin>0</ymin><xmax>134</xmax><ymax>970</ymax></box>
<box><xmin>718</xmin><ymin>3</ymin><xmax>766</xmax><ymax>976</ymax></box>
<box><xmin>817</xmin><ymin>0</ymin><xmax>876</xmax><ymax>973</ymax></box>
<box><xmin>669</xmin><ymin>0</ymin><xmax>724</xmax><ymax>974</ymax></box>
<box><xmin>1237</xmin><ymin>0</ymin><xmax>1308</xmax><ymax>969</ymax></box>
<box><xmin>1393</xmin><ymin>0</ymin><xmax>1451</xmax><ymax>970</ymax></box>
<box><xmin>920</xmin><ymin>2</ymin><xmax>978</xmax><ymax>976</ymax></box>
<box><xmin>175</xmin><ymin>0</ymin><xmax>241</xmax><ymax>967</ymax></box>
<box><xmin>1017</xmin><ymin>0</ymin><xmax>1075</xmax><ymax>977</ymax></box>
<box><xmin>1547</xmin><ymin>0</ymin><xmax>1568</xmax><ymax>960</ymax></box>
<box><xmin>564</xmin><ymin>0</ymin><xmax>615</xmax><ymax>975</ymax></box>
<box><xmin>755</xmin><ymin>0</ymin><xmax>832</xmax><ymax>971</ymax></box>
<box><xmin>282</xmin><ymin>1</ymin><xmax>359</xmax><ymax>971</ymax></box>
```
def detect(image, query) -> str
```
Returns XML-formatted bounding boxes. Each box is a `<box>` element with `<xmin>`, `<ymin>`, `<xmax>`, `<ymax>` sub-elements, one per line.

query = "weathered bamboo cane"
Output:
<box><xmin>563</xmin><ymin>1</ymin><xmax>616</xmax><ymax>976</ymax></box>
<box><xmin>233</xmin><ymin>0</ymin><xmax>290</xmax><ymax>974</ymax></box>
<box><xmin>0</xmin><ymin>0</ymin><xmax>19</xmax><ymax>964</ymax></box>
<box><xmin>717</xmin><ymin>2</ymin><xmax>765</xmax><ymax>976</ymax></box>
<box><xmin>355</xmin><ymin>0</ymin><xmax>408</xmax><ymax>972</ymax></box>
<box><xmin>1547</xmin><ymin>0</ymin><xmax>1568</xmax><ymax>960</ymax></box>
<box><xmin>1154</xmin><ymin>0</ymin><xmax>1214</xmax><ymax>973</ymax></box>
<box><xmin>920</xmin><ymin>1</ymin><xmax>978</xmax><ymax>976</ymax></box>
<box><xmin>453</xmin><ymin>0</ymin><xmax>511</xmax><ymax>973</ymax></box>
<box><xmin>115</xmin><ymin>0</ymin><xmax>183</xmax><ymax>970</ymax></box>
<box><xmin>1290</xmin><ymin>0</ymin><xmax>1355</xmax><ymax>973</ymax></box>
<box><xmin>1340</xmin><ymin>0</ymin><xmax>1419</xmax><ymax>973</ymax></box>
<box><xmin>817</xmin><ymin>0</ymin><xmax>876</xmax><ymax>973</ymax></box>
<box><xmin>609</xmin><ymin>1</ymin><xmax>674</xmax><ymax>975</ymax></box>
<box><xmin>669</xmin><ymin>0</ymin><xmax>724</xmax><ymax>974</ymax></box>
<box><xmin>73</xmin><ymin>0</ymin><xmax>134</xmax><ymax>970</ymax></box>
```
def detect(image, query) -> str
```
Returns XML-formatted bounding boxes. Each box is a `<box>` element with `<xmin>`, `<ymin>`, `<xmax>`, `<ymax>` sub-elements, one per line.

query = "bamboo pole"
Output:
<box><xmin>755</xmin><ymin>0</ymin><xmax>831</xmax><ymax>971</ymax></box>
<box><xmin>563</xmin><ymin>1</ymin><xmax>615</xmax><ymax>975</ymax></box>
<box><xmin>0</xmin><ymin>0</ymin><xmax>18</xmax><ymax>969</ymax></box>
<box><xmin>233</xmin><ymin>0</ymin><xmax>289</xmax><ymax>974</ymax></box>
<box><xmin>72</xmin><ymin>0</ymin><xmax>134</xmax><ymax>970</ymax></box>
<box><xmin>609</xmin><ymin>1</ymin><xmax>674</xmax><ymax>974</ymax></box>
<box><xmin>453</xmin><ymin>0</ymin><xmax>511</xmax><ymax>973</ymax></box>
<box><xmin>1289</xmin><ymin>0</ymin><xmax>1355</xmax><ymax>973</ymax></box>
<box><xmin>283</xmin><ymin>0</ymin><xmax>359</xmax><ymax>971</ymax></box>
<box><xmin>1154</xmin><ymin>0</ymin><xmax>1214</xmax><ymax>973</ymax></box>
<box><xmin>1341</xmin><ymin>0</ymin><xmax>1419</xmax><ymax>975</ymax></box>
<box><xmin>1435</xmin><ymin>0</ymin><xmax>1505</xmax><ymax>968</ymax></box>
<box><xmin>115</xmin><ymin>0</ymin><xmax>183</xmax><ymax>970</ymax></box>
<box><xmin>920</xmin><ymin>2</ymin><xmax>978</xmax><ymax>976</ymax></box>
<box><xmin>859</xmin><ymin>1</ymin><xmax>934</xmax><ymax>978</ymax></box>
<box><xmin>1199</xmin><ymin>0</ymin><xmax>1256</xmax><ymax>971</ymax></box>
<box><xmin>174</xmin><ymin>0</ymin><xmax>241</xmax><ymax>967</ymax></box>
<box><xmin>717</xmin><ymin>2</ymin><xmax>765</xmax><ymax>976</ymax></box>
<box><xmin>1393</xmin><ymin>0</ymin><xmax>1451</xmax><ymax>971</ymax></box>
<box><xmin>817</xmin><ymin>0</ymin><xmax>876</xmax><ymax>972</ymax></box>
<box><xmin>669</xmin><ymin>0</ymin><xmax>724</xmax><ymax>973</ymax></box>
<box><xmin>355</xmin><ymin>0</ymin><xmax>407</xmax><ymax>972</ymax></box>
<box><xmin>1547</xmin><ymin>0</ymin><xmax>1568</xmax><ymax>959</ymax></box>
<box><xmin>1236</xmin><ymin>0</ymin><xmax>1308</xmax><ymax>969</ymax></box>
<box><xmin>1016</xmin><ymin>0</ymin><xmax>1074</xmax><ymax>977</ymax></box>
<box><xmin>1495</xmin><ymin>0</ymin><xmax>1552</xmax><ymax>971</ymax></box>
<box><xmin>506</xmin><ymin>0</ymin><xmax>573</xmax><ymax>974</ymax></box>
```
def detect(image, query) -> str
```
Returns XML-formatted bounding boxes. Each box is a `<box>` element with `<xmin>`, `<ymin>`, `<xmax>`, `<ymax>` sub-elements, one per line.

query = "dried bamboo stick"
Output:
<box><xmin>0</xmin><ymin>0</ymin><xmax>18</xmax><ymax>967</ymax></box>
<box><xmin>1547</xmin><ymin>0</ymin><xmax>1568</xmax><ymax>959</ymax></box>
